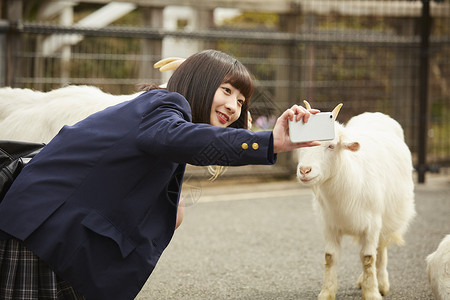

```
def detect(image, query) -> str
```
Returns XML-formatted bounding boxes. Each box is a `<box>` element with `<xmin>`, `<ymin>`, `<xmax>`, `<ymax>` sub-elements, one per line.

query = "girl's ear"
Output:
<box><xmin>229</xmin><ymin>115</ymin><xmax>246</xmax><ymax>129</ymax></box>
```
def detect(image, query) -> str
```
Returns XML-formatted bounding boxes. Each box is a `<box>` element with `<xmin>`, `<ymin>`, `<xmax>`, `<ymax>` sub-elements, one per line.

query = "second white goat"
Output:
<box><xmin>426</xmin><ymin>234</ymin><xmax>450</xmax><ymax>300</ymax></box>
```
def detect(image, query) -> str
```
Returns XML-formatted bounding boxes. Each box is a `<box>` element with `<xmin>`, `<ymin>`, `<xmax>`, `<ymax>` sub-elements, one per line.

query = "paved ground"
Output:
<box><xmin>136</xmin><ymin>173</ymin><xmax>450</xmax><ymax>300</ymax></box>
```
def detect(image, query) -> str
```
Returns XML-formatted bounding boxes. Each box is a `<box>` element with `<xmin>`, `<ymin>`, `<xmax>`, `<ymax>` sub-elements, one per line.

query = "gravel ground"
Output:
<box><xmin>136</xmin><ymin>174</ymin><xmax>450</xmax><ymax>300</ymax></box>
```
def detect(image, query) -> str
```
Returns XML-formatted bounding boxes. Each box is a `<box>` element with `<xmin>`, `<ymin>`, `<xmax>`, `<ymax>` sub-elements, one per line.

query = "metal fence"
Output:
<box><xmin>1</xmin><ymin>0</ymin><xmax>449</xmax><ymax>182</ymax></box>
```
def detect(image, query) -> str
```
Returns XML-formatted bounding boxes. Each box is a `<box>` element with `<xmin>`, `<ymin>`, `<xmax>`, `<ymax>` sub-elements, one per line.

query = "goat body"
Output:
<box><xmin>297</xmin><ymin>110</ymin><xmax>416</xmax><ymax>300</ymax></box>
<box><xmin>0</xmin><ymin>86</ymin><xmax>141</xmax><ymax>143</ymax></box>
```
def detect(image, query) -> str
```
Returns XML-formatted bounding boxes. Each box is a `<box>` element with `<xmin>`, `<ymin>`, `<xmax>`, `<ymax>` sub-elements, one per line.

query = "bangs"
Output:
<box><xmin>223</xmin><ymin>63</ymin><xmax>254</xmax><ymax>102</ymax></box>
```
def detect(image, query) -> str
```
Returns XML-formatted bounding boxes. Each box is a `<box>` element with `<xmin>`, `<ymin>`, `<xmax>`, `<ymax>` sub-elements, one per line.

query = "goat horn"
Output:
<box><xmin>332</xmin><ymin>103</ymin><xmax>343</xmax><ymax>120</ymax></box>
<box><xmin>153</xmin><ymin>57</ymin><xmax>184</xmax><ymax>68</ymax></box>
<box><xmin>303</xmin><ymin>100</ymin><xmax>312</xmax><ymax>110</ymax></box>
<box><xmin>159</xmin><ymin>59</ymin><xmax>186</xmax><ymax>72</ymax></box>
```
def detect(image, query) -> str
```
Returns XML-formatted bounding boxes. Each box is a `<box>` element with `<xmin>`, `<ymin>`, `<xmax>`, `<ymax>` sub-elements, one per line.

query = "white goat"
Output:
<box><xmin>296</xmin><ymin>101</ymin><xmax>416</xmax><ymax>300</ymax></box>
<box><xmin>0</xmin><ymin>58</ymin><xmax>186</xmax><ymax>143</ymax></box>
<box><xmin>0</xmin><ymin>85</ymin><xmax>143</xmax><ymax>143</ymax></box>
<box><xmin>427</xmin><ymin>234</ymin><xmax>450</xmax><ymax>300</ymax></box>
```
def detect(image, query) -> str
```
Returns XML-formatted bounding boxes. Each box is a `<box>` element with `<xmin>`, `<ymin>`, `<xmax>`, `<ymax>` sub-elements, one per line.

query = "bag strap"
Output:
<box><xmin>0</xmin><ymin>140</ymin><xmax>46</xmax><ymax>168</ymax></box>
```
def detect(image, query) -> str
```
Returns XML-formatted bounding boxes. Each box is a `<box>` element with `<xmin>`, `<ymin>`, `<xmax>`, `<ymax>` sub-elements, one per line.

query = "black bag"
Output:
<box><xmin>0</xmin><ymin>140</ymin><xmax>45</xmax><ymax>201</ymax></box>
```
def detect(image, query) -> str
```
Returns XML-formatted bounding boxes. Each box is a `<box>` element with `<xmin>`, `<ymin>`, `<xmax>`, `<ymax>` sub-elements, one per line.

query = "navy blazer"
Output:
<box><xmin>0</xmin><ymin>89</ymin><xmax>276</xmax><ymax>300</ymax></box>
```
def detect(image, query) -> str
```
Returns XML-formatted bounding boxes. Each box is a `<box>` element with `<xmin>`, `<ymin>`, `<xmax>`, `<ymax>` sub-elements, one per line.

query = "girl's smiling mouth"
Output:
<box><xmin>217</xmin><ymin>111</ymin><xmax>229</xmax><ymax>124</ymax></box>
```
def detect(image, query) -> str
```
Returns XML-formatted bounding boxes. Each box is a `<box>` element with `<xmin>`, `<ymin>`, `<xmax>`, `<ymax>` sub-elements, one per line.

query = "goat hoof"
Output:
<box><xmin>378</xmin><ymin>282</ymin><xmax>390</xmax><ymax>296</ymax></box>
<box><xmin>318</xmin><ymin>290</ymin><xmax>336</xmax><ymax>300</ymax></box>
<box><xmin>357</xmin><ymin>273</ymin><xmax>363</xmax><ymax>289</ymax></box>
<box><xmin>378</xmin><ymin>274</ymin><xmax>390</xmax><ymax>296</ymax></box>
<box><xmin>362</xmin><ymin>291</ymin><xmax>383</xmax><ymax>300</ymax></box>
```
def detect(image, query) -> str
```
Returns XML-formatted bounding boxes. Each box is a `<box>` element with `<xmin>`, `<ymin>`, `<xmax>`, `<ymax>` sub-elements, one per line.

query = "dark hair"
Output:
<box><xmin>166</xmin><ymin>50</ymin><xmax>254</xmax><ymax>129</ymax></box>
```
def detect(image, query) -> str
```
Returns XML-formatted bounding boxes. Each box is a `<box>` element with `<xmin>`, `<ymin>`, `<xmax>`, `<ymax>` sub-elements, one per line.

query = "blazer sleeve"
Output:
<box><xmin>136</xmin><ymin>91</ymin><xmax>276</xmax><ymax>166</ymax></box>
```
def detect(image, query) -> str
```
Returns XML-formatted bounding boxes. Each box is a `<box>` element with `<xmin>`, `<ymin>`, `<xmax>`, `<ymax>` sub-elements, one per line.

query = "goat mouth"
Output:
<box><xmin>299</xmin><ymin>176</ymin><xmax>317</xmax><ymax>183</ymax></box>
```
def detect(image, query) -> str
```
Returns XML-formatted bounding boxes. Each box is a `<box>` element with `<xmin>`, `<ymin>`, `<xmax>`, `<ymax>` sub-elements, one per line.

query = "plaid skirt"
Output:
<box><xmin>0</xmin><ymin>239</ymin><xmax>85</xmax><ymax>300</ymax></box>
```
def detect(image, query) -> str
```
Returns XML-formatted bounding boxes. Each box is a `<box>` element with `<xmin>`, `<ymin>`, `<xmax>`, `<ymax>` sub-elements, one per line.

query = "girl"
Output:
<box><xmin>0</xmin><ymin>50</ymin><xmax>319</xmax><ymax>300</ymax></box>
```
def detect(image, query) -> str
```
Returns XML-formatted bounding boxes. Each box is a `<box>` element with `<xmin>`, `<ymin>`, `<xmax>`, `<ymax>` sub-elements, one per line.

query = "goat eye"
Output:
<box><xmin>328</xmin><ymin>144</ymin><xmax>335</xmax><ymax>149</ymax></box>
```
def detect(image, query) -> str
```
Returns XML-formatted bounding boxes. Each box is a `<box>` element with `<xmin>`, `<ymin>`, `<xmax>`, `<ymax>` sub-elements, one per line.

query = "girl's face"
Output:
<box><xmin>210</xmin><ymin>83</ymin><xmax>245</xmax><ymax>127</ymax></box>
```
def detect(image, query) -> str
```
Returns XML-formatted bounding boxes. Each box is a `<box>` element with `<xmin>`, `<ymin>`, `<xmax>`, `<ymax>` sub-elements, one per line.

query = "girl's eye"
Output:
<box><xmin>222</xmin><ymin>87</ymin><xmax>231</xmax><ymax>94</ymax></box>
<box><xmin>237</xmin><ymin>99</ymin><xmax>245</xmax><ymax>106</ymax></box>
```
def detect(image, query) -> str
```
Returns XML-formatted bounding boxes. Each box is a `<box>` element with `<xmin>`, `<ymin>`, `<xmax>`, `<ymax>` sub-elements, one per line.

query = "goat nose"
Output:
<box><xmin>299</xmin><ymin>166</ymin><xmax>312</xmax><ymax>175</ymax></box>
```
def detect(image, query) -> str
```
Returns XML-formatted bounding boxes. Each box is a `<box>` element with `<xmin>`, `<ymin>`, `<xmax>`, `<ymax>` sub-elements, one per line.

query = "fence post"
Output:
<box><xmin>5</xmin><ymin>0</ymin><xmax>22</xmax><ymax>87</ymax></box>
<box><xmin>140</xmin><ymin>6</ymin><xmax>163</xmax><ymax>84</ymax></box>
<box><xmin>278</xmin><ymin>12</ymin><xmax>299</xmax><ymax>176</ymax></box>
<box><xmin>0</xmin><ymin>21</ymin><xmax>5</xmax><ymax>87</ymax></box>
<box><xmin>417</xmin><ymin>0</ymin><xmax>431</xmax><ymax>183</ymax></box>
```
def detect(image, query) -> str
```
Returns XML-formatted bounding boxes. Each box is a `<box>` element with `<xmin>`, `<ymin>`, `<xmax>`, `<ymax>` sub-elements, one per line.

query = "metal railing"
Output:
<box><xmin>1</xmin><ymin>1</ymin><xmax>449</xmax><ymax>182</ymax></box>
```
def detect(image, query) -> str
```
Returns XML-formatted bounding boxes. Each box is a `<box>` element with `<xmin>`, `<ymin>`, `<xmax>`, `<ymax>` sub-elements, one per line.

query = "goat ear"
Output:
<box><xmin>343</xmin><ymin>141</ymin><xmax>360</xmax><ymax>152</ymax></box>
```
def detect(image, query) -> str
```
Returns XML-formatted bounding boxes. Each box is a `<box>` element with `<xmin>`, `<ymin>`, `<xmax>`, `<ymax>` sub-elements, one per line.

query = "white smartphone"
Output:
<box><xmin>289</xmin><ymin>112</ymin><xmax>335</xmax><ymax>143</ymax></box>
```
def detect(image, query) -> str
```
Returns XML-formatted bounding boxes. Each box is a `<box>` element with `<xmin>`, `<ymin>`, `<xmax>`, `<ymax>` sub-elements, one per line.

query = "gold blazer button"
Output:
<box><xmin>252</xmin><ymin>143</ymin><xmax>259</xmax><ymax>150</ymax></box>
<box><xmin>241</xmin><ymin>143</ymin><xmax>249</xmax><ymax>150</ymax></box>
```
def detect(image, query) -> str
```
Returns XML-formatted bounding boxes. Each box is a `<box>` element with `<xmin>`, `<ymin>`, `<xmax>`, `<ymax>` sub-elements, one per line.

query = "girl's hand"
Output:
<box><xmin>272</xmin><ymin>105</ymin><xmax>321</xmax><ymax>153</ymax></box>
